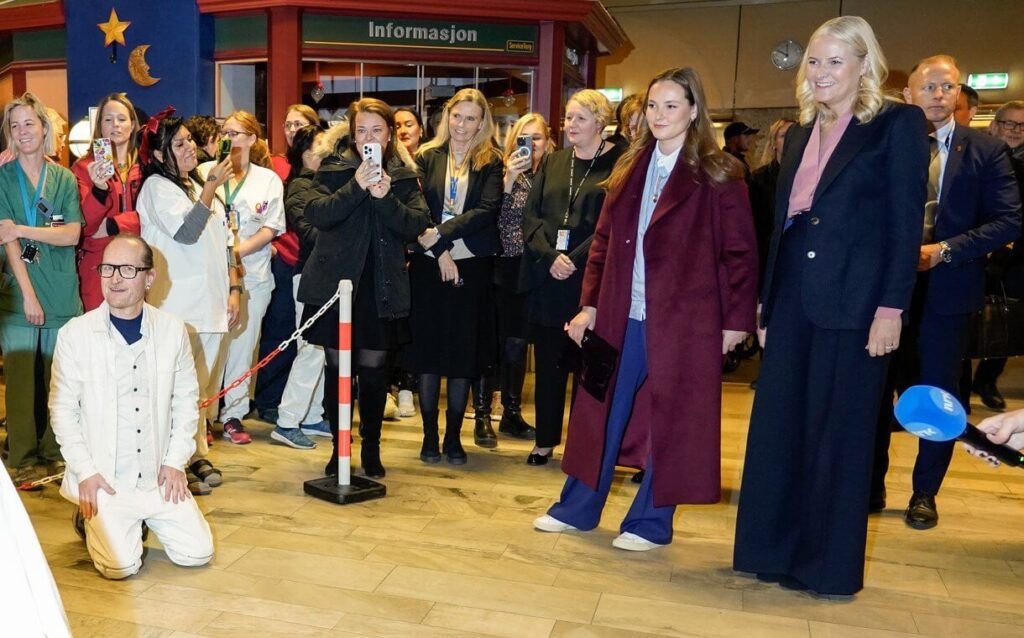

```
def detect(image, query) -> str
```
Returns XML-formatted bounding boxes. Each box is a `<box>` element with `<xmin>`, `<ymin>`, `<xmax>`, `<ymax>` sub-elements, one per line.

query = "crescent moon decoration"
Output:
<box><xmin>128</xmin><ymin>45</ymin><xmax>160</xmax><ymax>87</ymax></box>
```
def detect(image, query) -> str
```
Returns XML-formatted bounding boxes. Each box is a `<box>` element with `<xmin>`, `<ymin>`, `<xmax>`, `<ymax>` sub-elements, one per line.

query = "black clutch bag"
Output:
<box><xmin>559</xmin><ymin>329</ymin><xmax>619</xmax><ymax>402</ymax></box>
<box><xmin>965</xmin><ymin>285</ymin><xmax>1024</xmax><ymax>359</ymax></box>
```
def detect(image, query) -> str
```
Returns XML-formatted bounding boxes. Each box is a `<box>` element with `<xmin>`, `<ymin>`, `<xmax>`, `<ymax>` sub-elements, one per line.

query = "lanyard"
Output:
<box><xmin>15</xmin><ymin>161</ymin><xmax>48</xmax><ymax>228</ymax></box>
<box><xmin>446</xmin><ymin>148</ymin><xmax>471</xmax><ymax>210</ymax></box>
<box><xmin>564</xmin><ymin>141</ymin><xmax>604</xmax><ymax>226</ymax></box>
<box><xmin>223</xmin><ymin>168</ymin><xmax>250</xmax><ymax>210</ymax></box>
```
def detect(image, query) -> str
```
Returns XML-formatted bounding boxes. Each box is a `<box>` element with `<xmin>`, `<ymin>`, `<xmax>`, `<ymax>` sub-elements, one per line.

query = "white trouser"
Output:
<box><xmin>186</xmin><ymin>330</ymin><xmax>226</xmax><ymax>459</ymax></box>
<box><xmin>276</xmin><ymin>274</ymin><xmax>326</xmax><ymax>429</ymax></box>
<box><xmin>219</xmin><ymin>285</ymin><xmax>273</xmax><ymax>421</ymax></box>
<box><xmin>85</xmin><ymin>484</ymin><xmax>213</xmax><ymax>580</ymax></box>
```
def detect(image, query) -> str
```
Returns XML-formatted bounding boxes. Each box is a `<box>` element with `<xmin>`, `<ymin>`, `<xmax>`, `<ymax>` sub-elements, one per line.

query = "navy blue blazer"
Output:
<box><xmin>921</xmin><ymin>123</ymin><xmax>1022</xmax><ymax>315</ymax></box>
<box><xmin>760</xmin><ymin>102</ymin><xmax>929</xmax><ymax>330</ymax></box>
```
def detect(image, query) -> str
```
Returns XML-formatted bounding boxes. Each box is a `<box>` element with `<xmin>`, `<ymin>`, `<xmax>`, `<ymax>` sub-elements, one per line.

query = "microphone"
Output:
<box><xmin>894</xmin><ymin>385</ymin><xmax>1024</xmax><ymax>468</ymax></box>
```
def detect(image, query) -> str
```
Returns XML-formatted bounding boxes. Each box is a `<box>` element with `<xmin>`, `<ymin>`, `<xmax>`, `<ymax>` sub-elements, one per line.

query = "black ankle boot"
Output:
<box><xmin>420</xmin><ymin>410</ymin><xmax>442</xmax><ymax>463</ymax></box>
<box><xmin>472</xmin><ymin>374</ymin><xmax>498</xmax><ymax>448</ymax></box>
<box><xmin>360</xmin><ymin>421</ymin><xmax>386</xmax><ymax>479</ymax></box>
<box><xmin>498</xmin><ymin>359</ymin><xmax>535</xmax><ymax>440</ymax></box>
<box><xmin>443</xmin><ymin>411</ymin><xmax>468</xmax><ymax>465</ymax></box>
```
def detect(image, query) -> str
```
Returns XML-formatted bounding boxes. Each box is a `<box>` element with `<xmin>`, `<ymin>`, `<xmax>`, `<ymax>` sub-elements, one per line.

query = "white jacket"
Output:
<box><xmin>50</xmin><ymin>303</ymin><xmax>199</xmax><ymax>503</ymax></box>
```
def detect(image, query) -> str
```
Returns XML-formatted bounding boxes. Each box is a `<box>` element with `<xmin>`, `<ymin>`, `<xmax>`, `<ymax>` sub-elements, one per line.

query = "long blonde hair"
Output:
<box><xmin>502</xmin><ymin>113</ymin><xmax>554</xmax><ymax>161</ymax></box>
<box><xmin>417</xmin><ymin>88</ymin><xmax>501</xmax><ymax>171</ymax></box>
<box><xmin>756</xmin><ymin>118</ymin><xmax>796</xmax><ymax>167</ymax></box>
<box><xmin>604</xmin><ymin>67</ymin><xmax>743</xmax><ymax>193</ymax></box>
<box><xmin>796</xmin><ymin>16</ymin><xmax>889</xmax><ymax>126</ymax></box>
<box><xmin>224</xmin><ymin>110</ymin><xmax>272</xmax><ymax>168</ymax></box>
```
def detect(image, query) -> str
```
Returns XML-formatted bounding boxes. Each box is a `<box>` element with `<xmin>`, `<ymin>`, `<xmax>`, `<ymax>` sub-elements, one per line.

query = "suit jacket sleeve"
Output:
<box><xmin>716</xmin><ymin>180</ymin><xmax>759</xmax><ymax>331</ymax></box>
<box><xmin>878</xmin><ymin>107</ymin><xmax>930</xmax><ymax>310</ymax></box>
<box><xmin>434</xmin><ymin>158</ymin><xmax>502</xmax><ymax>254</ymax></box>
<box><xmin>163</xmin><ymin>322</ymin><xmax>199</xmax><ymax>470</ymax></box>
<box><xmin>945</xmin><ymin>143</ymin><xmax>1022</xmax><ymax>266</ymax></box>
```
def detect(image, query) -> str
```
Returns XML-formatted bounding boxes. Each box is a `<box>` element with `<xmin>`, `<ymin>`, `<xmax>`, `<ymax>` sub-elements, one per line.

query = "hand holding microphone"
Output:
<box><xmin>894</xmin><ymin>386</ymin><xmax>1024</xmax><ymax>468</ymax></box>
<box><xmin>970</xmin><ymin>411</ymin><xmax>1024</xmax><ymax>467</ymax></box>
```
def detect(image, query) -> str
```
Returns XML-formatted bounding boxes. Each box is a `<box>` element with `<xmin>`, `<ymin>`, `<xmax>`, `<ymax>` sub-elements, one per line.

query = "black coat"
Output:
<box><xmin>760</xmin><ymin>103</ymin><xmax>930</xmax><ymax>330</ymax></box>
<box><xmin>748</xmin><ymin>160</ymin><xmax>781</xmax><ymax>281</ymax></box>
<box><xmin>297</xmin><ymin>150</ymin><xmax>430</xmax><ymax>320</ymax></box>
<box><xmin>414</xmin><ymin>143</ymin><xmax>503</xmax><ymax>257</ymax></box>
<box><xmin>284</xmin><ymin>167</ymin><xmax>319</xmax><ymax>272</ymax></box>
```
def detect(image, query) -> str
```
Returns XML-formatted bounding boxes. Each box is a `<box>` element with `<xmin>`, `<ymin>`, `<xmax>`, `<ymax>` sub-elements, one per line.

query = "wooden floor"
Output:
<box><xmin>12</xmin><ymin>357</ymin><xmax>1024</xmax><ymax>637</ymax></box>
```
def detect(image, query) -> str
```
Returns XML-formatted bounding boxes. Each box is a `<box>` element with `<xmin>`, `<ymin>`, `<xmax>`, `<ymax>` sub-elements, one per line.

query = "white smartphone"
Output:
<box><xmin>92</xmin><ymin>137</ymin><xmax>115</xmax><ymax>179</ymax></box>
<box><xmin>361</xmin><ymin>142</ymin><xmax>382</xmax><ymax>184</ymax></box>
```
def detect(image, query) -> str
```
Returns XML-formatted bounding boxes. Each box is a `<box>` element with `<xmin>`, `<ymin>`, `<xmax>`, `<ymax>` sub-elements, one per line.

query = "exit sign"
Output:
<box><xmin>598</xmin><ymin>88</ymin><xmax>624</xmax><ymax>103</ymax></box>
<box><xmin>967</xmin><ymin>73</ymin><xmax>1009</xmax><ymax>90</ymax></box>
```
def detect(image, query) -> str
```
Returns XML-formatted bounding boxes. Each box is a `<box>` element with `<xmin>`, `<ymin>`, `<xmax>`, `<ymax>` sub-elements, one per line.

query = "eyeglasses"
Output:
<box><xmin>283</xmin><ymin>120</ymin><xmax>308</xmax><ymax>131</ymax></box>
<box><xmin>221</xmin><ymin>130</ymin><xmax>247</xmax><ymax>139</ymax></box>
<box><xmin>97</xmin><ymin>263</ymin><xmax>152</xmax><ymax>279</ymax></box>
<box><xmin>996</xmin><ymin>120</ymin><xmax>1024</xmax><ymax>132</ymax></box>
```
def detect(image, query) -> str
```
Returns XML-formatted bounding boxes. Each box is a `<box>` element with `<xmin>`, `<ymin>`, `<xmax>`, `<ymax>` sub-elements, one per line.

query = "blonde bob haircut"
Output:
<box><xmin>2</xmin><ymin>92</ymin><xmax>57</xmax><ymax>157</ymax></box>
<box><xmin>567</xmin><ymin>89</ymin><xmax>613</xmax><ymax>130</ymax></box>
<box><xmin>418</xmin><ymin>88</ymin><xmax>501</xmax><ymax>171</ymax></box>
<box><xmin>502</xmin><ymin>112</ymin><xmax>555</xmax><ymax>161</ymax></box>
<box><xmin>796</xmin><ymin>16</ymin><xmax>889</xmax><ymax>126</ymax></box>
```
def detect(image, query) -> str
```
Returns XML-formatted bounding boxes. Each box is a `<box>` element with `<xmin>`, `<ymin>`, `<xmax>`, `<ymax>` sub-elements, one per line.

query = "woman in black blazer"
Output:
<box><xmin>299</xmin><ymin>98</ymin><xmax>430</xmax><ymax>479</ymax></box>
<box><xmin>404</xmin><ymin>88</ymin><xmax>503</xmax><ymax>465</ymax></box>
<box><xmin>733</xmin><ymin>16</ymin><xmax>929</xmax><ymax>596</ymax></box>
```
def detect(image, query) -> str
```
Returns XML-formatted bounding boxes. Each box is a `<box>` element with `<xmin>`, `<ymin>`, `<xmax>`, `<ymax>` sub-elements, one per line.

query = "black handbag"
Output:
<box><xmin>965</xmin><ymin>284</ymin><xmax>1024</xmax><ymax>359</ymax></box>
<box><xmin>558</xmin><ymin>329</ymin><xmax>619</xmax><ymax>402</ymax></box>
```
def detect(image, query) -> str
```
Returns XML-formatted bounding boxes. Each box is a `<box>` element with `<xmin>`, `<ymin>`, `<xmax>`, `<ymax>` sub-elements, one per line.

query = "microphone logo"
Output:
<box><xmin>940</xmin><ymin>391</ymin><xmax>955</xmax><ymax>414</ymax></box>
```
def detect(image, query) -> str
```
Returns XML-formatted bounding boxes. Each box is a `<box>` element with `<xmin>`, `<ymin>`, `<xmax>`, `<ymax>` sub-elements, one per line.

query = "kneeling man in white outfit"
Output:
<box><xmin>50</xmin><ymin>235</ymin><xmax>214</xmax><ymax>579</ymax></box>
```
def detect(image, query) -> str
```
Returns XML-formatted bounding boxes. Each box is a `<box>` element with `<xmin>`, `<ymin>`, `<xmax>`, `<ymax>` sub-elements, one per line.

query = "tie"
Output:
<box><xmin>923</xmin><ymin>136</ymin><xmax>939</xmax><ymax>243</ymax></box>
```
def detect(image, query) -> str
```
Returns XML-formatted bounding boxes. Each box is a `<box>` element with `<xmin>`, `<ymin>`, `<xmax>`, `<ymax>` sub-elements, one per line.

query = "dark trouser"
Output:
<box><xmin>873</xmin><ymin>276</ymin><xmax>971</xmax><ymax>498</ymax></box>
<box><xmin>531</xmin><ymin>323</ymin><xmax>577</xmax><ymax>448</ymax></box>
<box><xmin>974</xmin><ymin>357</ymin><xmax>1006</xmax><ymax>386</ymax></box>
<box><xmin>548</xmin><ymin>320</ymin><xmax>676</xmax><ymax>544</ymax></box>
<box><xmin>324</xmin><ymin>348</ymin><xmax>389</xmax><ymax>467</ymax></box>
<box><xmin>254</xmin><ymin>256</ymin><xmax>298</xmax><ymax>415</ymax></box>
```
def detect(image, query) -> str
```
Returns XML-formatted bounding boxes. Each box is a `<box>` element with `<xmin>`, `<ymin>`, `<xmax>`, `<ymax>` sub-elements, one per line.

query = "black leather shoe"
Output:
<box><xmin>904</xmin><ymin>492</ymin><xmax>938</xmax><ymax>530</ymax></box>
<box><xmin>631</xmin><ymin>470</ymin><xmax>645</xmax><ymax>484</ymax></box>
<box><xmin>973</xmin><ymin>382</ymin><xmax>1006</xmax><ymax>411</ymax></box>
<box><xmin>474</xmin><ymin>417</ymin><xmax>498</xmax><ymax>448</ymax></box>
<box><xmin>498</xmin><ymin>412</ymin><xmax>536</xmax><ymax>440</ymax></box>
<box><xmin>869</xmin><ymin>487</ymin><xmax>886</xmax><ymax>513</ymax></box>
<box><xmin>526</xmin><ymin>450</ymin><xmax>552</xmax><ymax>466</ymax></box>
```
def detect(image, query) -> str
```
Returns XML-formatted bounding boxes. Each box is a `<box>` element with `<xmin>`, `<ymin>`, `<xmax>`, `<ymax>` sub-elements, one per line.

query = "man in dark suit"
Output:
<box><xmin>872</xmin><ymin>55</ymin><xmax>1022</xmax><ymax>530</ymax></box>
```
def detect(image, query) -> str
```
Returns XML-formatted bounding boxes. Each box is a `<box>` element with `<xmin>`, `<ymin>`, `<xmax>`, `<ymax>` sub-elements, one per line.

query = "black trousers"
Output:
<box><xmin>254</xmin><ymin>255</ymin><xmax>298</xmax><ymax>414</ymax></box>
<box><xmin>873</xmin><ymin>274</ymin><xmax>971</xmax><ymax>498</ymax></box>
<box><xmin>734</xmin><ymin>214</ymin><xmax>890</xmax><ymax>595</ymax></box>
<box><xmin>531</xmin><ymin>323</ymin><xmax>577</xmax><ymax>448</ymax></box>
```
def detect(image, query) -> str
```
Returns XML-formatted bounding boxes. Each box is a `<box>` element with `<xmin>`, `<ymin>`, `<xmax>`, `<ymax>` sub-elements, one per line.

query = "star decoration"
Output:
<box><xmin>97</xmin><ymin>8</ymin><xmax>130</xmax><ymax>48</ymax></box>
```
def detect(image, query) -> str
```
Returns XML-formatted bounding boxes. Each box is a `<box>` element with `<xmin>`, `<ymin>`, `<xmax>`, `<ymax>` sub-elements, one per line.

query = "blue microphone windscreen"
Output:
<box><xmin>894</xmin><ymin>385</ymin><xmax>967</xmax><ymax>442</ymax></box>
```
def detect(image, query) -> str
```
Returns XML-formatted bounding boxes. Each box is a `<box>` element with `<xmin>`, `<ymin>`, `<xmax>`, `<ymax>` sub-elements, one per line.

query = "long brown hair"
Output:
<box><xmin>604</xmin><ymin>67</ymin><xmax>743</xmax><ymax>193</ymax></box>
<box><xmin>89</xmin><ymin>92</ymin><xmax>140</xmax><ymax>161</ymax></box>
<box><xmin>224</xmin><ymin>110</ymin><xmax>271</xmax><ymax>168</ymax></box>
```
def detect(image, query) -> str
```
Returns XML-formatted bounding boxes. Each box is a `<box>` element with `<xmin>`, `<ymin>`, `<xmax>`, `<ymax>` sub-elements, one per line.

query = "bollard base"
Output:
<box><xmin>303</xmin><ymin>475</ymin><xmax>386</xmax><ymax>505</ymax></box>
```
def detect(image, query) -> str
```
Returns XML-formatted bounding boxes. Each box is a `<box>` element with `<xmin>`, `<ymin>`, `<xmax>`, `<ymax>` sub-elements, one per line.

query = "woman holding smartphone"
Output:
<box><xmin>519</xmin><ymin>91</ymin><xmax>624</xmax><ymax>465</ymax></box>
<box><xmin>198</xmin><ymin>111</ymin><xmax>286</xmax><ymax>446</ymax></box>
<box><xmin>72</xmin><ymin>93</ymin><xmax>143</xmax><ymax>310</ymax></box>
<box><xmin>299</xmin><ymin>98</ymin><xmax>429</xmax><ymax>478</ymax></box>
<box><xmin>0</xmin><ymin>93</ymin><xmax>83</xmax><ymax>484</ymax></box>
<box><xmin>138</xmin><ymin>111</ymin><xmax>239</xmax><ymax>493</ymax></box>
<box><xmin>405</xmin><ymin>88</ymin><xmax>503</xmax><ymax>465</ymax></box>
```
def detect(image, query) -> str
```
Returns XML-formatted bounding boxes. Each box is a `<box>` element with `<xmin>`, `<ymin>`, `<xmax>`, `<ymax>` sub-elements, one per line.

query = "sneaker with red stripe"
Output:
<box><xmin>222</xmin><ymin>418</ymin><xmax>252</xmax><ymax>444</ymax></box>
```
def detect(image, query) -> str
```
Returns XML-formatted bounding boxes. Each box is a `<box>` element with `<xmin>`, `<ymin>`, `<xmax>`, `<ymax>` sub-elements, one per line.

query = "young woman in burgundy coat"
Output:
<box><xmin>533</xmin><ymin>67</ymin><xmax>759</xmax><ymax>551</ymax></box>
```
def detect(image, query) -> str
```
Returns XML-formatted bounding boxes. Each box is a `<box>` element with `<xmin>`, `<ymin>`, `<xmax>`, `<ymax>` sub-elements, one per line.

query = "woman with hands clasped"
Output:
<box><xmin>533</xmin><ymin>69</ymin><xmax>757</xmax><ymax>552</ymax></box>
<box><xmin>299</xmin><ymin>98</ymin><xmax>429</xmax><ymax>478</ymax></box>
<box><xmin>0</xmin><ymin>93</ymin><xmax>84</xmax><ymax>484</ymax></box>
<box><xmin>72</xmin><ymin>92</ymin><xmax>144</xmax><ymax>310</ymax></box>
<box><xmin>137</xmin><ymin>112</ymin><xmax>242</xmax><ymax>495</ymax></box>
<box><xmin>404</xmin><ymin>88</ymin><xmax>503</xmax><ymax>466</ymax></box>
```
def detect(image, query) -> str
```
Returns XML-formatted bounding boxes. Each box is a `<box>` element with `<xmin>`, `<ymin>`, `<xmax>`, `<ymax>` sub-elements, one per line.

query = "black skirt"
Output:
<box><xmin>494</xmin><ymin>255</ymin><xmax>528</xmax><ymax>341</ymax></box>
<box><xmin>401</xmin><ymin>253</ymin><xmax>496</xmax><ymax>377</ymax></box>
<box><xmin>733</xmin><ymin>214</ymin><xmax>891</xmax><ymax>596</ymax></box>
<box><xmin>302</xmin><ymin>253</ymin><xmax>410</xmax><ymax>351</ymax></box>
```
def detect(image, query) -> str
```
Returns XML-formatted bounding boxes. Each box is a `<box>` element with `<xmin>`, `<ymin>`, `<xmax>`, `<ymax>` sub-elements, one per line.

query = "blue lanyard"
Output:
<box><xmin>15</xmin><ymin>161</ymin><xmax>47</xmax><ymax>228</ymax></box>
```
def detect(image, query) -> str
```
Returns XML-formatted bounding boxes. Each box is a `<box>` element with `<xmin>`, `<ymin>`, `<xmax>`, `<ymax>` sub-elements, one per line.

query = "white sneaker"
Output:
<box><xmin>533</xmin><ymin>514</ymin><xmax>577</xmax><ymax>533</ymax></box>
<box><xmin>383</xmin><ymin>393</ymin><xmax>398</xmax><ymax>420</ymax></box>
<box><xmin>397</xmin><ymin>390</ymin><xmax>416</xmax><ymax>417</ymax></box>
<box><xmin>612</xmin><ymin>532</ymin><xmax>665</xmax><ymax>552</ymax></box>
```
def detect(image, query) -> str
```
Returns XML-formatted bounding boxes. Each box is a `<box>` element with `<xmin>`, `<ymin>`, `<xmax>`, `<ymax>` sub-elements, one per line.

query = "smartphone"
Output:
<box><xmin>515</xmin><ymin>135</ymin><xmax>532</xmax><ymax>162</ymax></box>
<box><xmin>217</xmin><ymin>138</ymin><xmax>233</xmax><ymax>163</ymax></box>
<box><xmin>92</xmin><ymin>138</ymin><xmax>115</xmax><ymax>179</ymax></box>
<box><xmin>362</xmin><ymin>142</ymin><xmax>383</xmax><ymax>184</ymax></box>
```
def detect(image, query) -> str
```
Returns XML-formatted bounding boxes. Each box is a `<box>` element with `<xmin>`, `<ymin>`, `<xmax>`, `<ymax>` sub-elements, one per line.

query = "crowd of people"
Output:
<box><xmin>2</xmin><ymin>13</ymin><xmax>1024</xmax><ymax>598</ymax></box>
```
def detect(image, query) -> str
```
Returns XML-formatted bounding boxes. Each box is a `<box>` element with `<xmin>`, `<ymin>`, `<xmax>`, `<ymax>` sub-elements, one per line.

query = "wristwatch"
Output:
<box><xmin>939</xmin><ymin>241</ymin><xmax>953</xmax><ymax>264</ymax></box>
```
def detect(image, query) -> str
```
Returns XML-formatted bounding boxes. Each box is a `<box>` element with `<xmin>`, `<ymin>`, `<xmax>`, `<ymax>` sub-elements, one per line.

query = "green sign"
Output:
<box><xmin>967</xmin><ymin>73</ymin><xmax>1009</xmax><ymax>90</ymax></box>
<box><xmin>303</xmin><ymin>15</ymin><xmax>537</xmax><ymax>56</ymax></box>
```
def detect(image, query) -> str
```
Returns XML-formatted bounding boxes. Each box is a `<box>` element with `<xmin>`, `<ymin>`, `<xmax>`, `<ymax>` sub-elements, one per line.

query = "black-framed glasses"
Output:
<box><xmin>996</xmin><ymin>119</ymin><xmax>1024</xmax><ymax>132</ymax></box>
<box><xmin>97</xmin><ymin>263</ymin><xmax>151</xmax><ymax>279</ymax></box>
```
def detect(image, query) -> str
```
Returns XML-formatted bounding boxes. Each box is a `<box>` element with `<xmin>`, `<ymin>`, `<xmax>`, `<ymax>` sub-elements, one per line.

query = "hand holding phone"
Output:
<box><xmin>362</xmin><ymin>143</ymin><xmax>383</xmax><ymax>184</ymax></box>
<box><xmin>92</xmin><ymin>138</ymin><xmax>115</xmax><ymax>180</ymax></box>
<box><xmin>217</xmin><ymin>138</ymin><xmax>232</xmax><ymax>163</ymax></box>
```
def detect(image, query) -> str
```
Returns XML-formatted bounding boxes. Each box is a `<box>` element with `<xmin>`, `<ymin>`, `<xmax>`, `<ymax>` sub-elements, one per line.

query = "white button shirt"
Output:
<box><xmin>629</xmin><ymin>144</ymin><xmax>680</xmax><ymax>321</ymax></box>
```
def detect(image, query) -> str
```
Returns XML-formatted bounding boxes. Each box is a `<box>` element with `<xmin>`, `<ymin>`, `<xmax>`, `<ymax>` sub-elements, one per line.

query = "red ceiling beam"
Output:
<box><xmin>0</xmin><ymin>1</ymin><xmax>66</xmax><ymax>31</ymax></box>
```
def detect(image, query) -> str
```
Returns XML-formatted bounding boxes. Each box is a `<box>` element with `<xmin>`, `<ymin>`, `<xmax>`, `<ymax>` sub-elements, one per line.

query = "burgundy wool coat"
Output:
<box><xmin>560</xmin><ymin>143</ymin><xmax>759</xmax><ymax>506</ymax></box>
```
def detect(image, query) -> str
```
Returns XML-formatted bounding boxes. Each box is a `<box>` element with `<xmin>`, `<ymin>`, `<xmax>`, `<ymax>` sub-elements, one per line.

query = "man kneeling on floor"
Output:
<box><xmin>50</xmin><ymin>235</ymin><xmax>214</xmax><ymax>579</ymax></box>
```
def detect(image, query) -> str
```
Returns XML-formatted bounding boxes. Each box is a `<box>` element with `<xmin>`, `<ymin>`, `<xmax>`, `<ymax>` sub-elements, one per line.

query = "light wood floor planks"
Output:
<box><xmin>11</xmin><ymin>356</ymin><xmax>1024</xmax><ymax>637</ymax></box>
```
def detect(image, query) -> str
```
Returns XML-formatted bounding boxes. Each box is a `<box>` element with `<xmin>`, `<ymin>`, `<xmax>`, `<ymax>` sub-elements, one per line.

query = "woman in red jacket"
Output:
<box><xmin>71</xmin><ymin>92</ymin><xmax>142</xmax><ymax>310</ymax></box>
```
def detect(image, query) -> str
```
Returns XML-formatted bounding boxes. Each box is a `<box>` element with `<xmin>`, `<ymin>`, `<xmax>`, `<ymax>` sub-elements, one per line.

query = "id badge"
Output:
<box><xmin>556</xmin><ymin>228</ymin><xmax>570</xmax><ymax>252</ymax></box>
<box><xmin>21</xmin><ymin>241</ymin><xmax>39</xmax><ymax>264</ymax></box>
<box><xmin>227</xmin><ymin>207</ymin><xmax>240</xmax><ymax>232</ymax></box>
<box><xmin>36</xmin><ymin>197</ymin><xmax>54</xmax><ymax>221</ymax></box>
